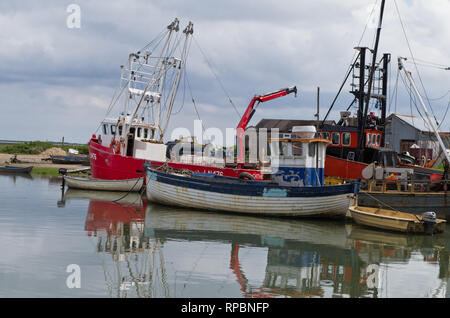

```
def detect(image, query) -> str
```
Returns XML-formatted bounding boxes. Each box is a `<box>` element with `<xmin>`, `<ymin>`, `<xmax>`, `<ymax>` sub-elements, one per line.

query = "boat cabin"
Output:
<box><xmin>320</xmin><ymin>123</ymin><xmax>383</xmax><ymax>162</ymax></box>
<box><xmin>268</xmin><ymin>126</ymin><xmax>330</xmax><ymax>186</ymax></box>
<box><xmin>97</xmin><ymin>115</ymin><xmax>166</xmax><ymax>162</ymax></box>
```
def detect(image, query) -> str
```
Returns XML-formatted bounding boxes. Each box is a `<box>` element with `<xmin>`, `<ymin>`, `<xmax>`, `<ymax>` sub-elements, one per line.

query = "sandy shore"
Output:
<box><xmin>0</xmin><ymin>153</ymin><xmax>86</xmax><ymax>169</ymax></box>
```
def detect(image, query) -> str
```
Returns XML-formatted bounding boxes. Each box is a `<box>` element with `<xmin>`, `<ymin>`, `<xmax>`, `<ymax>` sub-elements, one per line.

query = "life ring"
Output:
<box><xmin>239</xmin><ymin>172</ymin><xmax>255</xmax><ymax>181</ymax></box>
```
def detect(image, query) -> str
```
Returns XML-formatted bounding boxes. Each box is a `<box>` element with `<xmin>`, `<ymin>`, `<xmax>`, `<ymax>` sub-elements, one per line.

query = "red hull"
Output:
<box><xmin>85</xmin><ymin>200</ymin><xmax>146</xmax><ymax>236</ymax></box>
<box><xmin>324</xmin><ymin>155</ymin><xmax>368</xmax><ymax>180</ymax></box>
<box><xmin>89</xmin><ymin>139</ymin><xmax>265</xmax><ymax>181</ymax></box>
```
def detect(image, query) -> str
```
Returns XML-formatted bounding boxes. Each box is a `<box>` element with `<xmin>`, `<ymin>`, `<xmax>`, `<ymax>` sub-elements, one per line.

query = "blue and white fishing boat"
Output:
<box><xmin>145</xmin><ymin>126</ymin><xmax>359</xmax><ymax>217</ymax></box>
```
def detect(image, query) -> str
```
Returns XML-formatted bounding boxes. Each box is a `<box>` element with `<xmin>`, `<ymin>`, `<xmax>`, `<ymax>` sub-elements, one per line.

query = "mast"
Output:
<box><xmin>159</xmin><ymin>21</ymin><xmax>194</xmax><ymax>141</ymax></box>
<box><xmin>358</xmin><ymin>0</ymin><xmax>386</xmax><ymax>150</ymax></box>
<box><xmin>380</xmin><ymin>53</ymin><xmax>390</xmax><ymax>147</ymax></box>
<box><xmin>398</xmin><ymin>57</ymin><xmax>450</xmax><ymax>165</ymax></box>
<box><xmin>129</xmin><ymin>18</ymin><xmax>180</xmax><ymax>136</ymax></box>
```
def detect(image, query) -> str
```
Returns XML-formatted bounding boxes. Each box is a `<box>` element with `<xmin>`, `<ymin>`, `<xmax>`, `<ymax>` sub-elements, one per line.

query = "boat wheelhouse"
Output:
<box><xmin>268</xmin><ymin>126</ymin><xmax>330</xmax><ymax>186</ymax></box>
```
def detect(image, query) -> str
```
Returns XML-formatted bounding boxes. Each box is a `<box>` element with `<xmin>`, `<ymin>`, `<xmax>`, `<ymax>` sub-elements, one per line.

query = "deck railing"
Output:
<box><xmin>363</xmin><ymin>178</ymin><xmax>449</xmax><ymax>194</ymax></box>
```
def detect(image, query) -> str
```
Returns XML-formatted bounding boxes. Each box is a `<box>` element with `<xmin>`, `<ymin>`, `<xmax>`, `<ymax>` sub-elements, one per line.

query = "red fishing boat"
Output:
<box><xmin>88</xmin><ymin>19</ymin><xmax>299</xmax><ymax>182</ymax></box>
<box><xmin>317</xmin><ymin>0</ymin><xmax>394</xmax><ymax>180</ymax></box>
<box><xmin>317</xmin><ymin>0</ymin><xmax>446</xmax><ymax>181</ymax></box>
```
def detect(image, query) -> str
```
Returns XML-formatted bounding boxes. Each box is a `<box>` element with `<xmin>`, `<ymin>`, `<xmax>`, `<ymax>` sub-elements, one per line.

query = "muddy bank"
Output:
<box><xmin>0</xmin><ymin>151</ymin><xmax>87</xmax><ymax>170</ymax></box>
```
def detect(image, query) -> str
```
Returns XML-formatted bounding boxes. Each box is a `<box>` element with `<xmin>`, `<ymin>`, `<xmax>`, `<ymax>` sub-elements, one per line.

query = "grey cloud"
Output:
<box><xmin>0</xmin><ymin>0</ymin><xmax>448</xmax><ymax>143</ymax></box>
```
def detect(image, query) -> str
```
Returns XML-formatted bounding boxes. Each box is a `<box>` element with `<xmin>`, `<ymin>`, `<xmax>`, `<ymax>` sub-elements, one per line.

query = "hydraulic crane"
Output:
<box><xmin>236</xmin><ymin>86</ymin><xmax>297</xmax><ymax>166</ymax></box>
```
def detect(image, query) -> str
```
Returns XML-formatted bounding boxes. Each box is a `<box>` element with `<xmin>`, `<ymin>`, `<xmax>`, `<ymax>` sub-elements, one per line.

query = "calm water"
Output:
<box><xmin>0</xmin><ymin>174</ymin><xmax>449</xmax><ymax>298</ymax></box>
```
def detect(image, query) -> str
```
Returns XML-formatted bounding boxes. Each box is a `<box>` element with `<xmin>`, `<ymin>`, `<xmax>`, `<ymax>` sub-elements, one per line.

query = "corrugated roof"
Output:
<box><xmin>255</xmin><ymin>119</ymin><xmax>336</xmax><ymax>133</ymax></box>
<box><xmin>387</xmin><ymin>113</ymin><xmax>450</xmax><ymax>134</ymax></box>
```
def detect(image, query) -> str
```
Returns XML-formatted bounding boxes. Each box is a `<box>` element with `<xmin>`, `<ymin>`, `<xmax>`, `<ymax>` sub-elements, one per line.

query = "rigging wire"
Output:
<box><xmin>322</xmin><ymin>0</ymin><xmax>379</xmax><ymax>122</ymax></box>
<box><xmin>405</xmin><ymin>57</ymin><xmax>450</xmax><ymax>70</ymax></box>
<box><xmin>437</xmin><ymin>99</ymin><xmax>450</xmax><ymax>130</ymax></box>
<box><xmin>393</xmin><ymin>0</ymin><xmax>440</xmax><ymax>127</ymax></box>
<box><xmin>398</xmin><ymin>70</ymin><xmax>431</xmax><ymax>131</ymax></box>
<box><xmin>428</xmin><ymin>90</ymin><xmax>450</xmax><ymax>101</ymax></box>
<box><xmin>192</xmin><ymin>36</ymin><xmax>241</xmax><ymax>119</ymax></box>
<box><xmin>184</xmin><ymin>67</ymin><xmax>205</xmax><ymax>133</ymax></box>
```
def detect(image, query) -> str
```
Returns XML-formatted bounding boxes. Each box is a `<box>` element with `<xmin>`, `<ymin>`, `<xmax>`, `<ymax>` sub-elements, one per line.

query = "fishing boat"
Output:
<box><xmin>64</xmin><ymin>175</ymin><xmax>143</xmax><ymax>192</ymax></box>
<box><xmin>88</xmin><ymin>18</ymin><xmax>301</xmax><ymax>183</ymax></box>
<box><xmin>317</xmin><ymin>0</ymin><xmax>445</xmax><ymax>182</ymax></box>
<box><xmin>0</xmin><ymin>165</ymin><xmax>33</xmax><ymax>174</ymax></box>
<box><xmin>145</xmin><ymin>127</ymin><xmax>359</xmax><ymax>217</ymax></box>
<box><xmin>355</xmin><ymin>58</ymin><xmax>450</xmax><ymax>221</ymax></box>
<box><xmin>348</xmin><ymin>206</ymin><xmax>446</xmax><ymax>235</ymax></box>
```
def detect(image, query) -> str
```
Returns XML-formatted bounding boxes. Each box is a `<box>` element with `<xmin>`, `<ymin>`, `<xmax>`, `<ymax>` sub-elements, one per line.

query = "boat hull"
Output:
<box><xmin>51</xmin><ymin>155</ymin><xmax>90</xmax><ymax>166</ymax></box>
<box><xmin>324</xmin><ymin>155</ymin><xmax>368</xmax><ymax>180</ymax></box>
<box><xmin>145</xmin><ymin>167</ymin><xmax>356</xmax><ymax>217</ymax></box>
<box><xmin>64</xmin><ymin>176</ymin><xmax>143</xmax><ymax>192</ymax></box>
<box><xmin>0</xmin><ymin>166</ymin><xmax>33</xmax><ymax>174</ymax></box>
<box><xmin>358</xmin><ymin>191</ymin><xmax>450</xmax><ymax>221</ymax></box>
<box><xmin>89</xmin><ymin>139</ymin><xmax>265</xmax><ymax>181</ymax></box>
<box><xmin>348</xmin><ymin>206</ymin><xmax>446</xmax><ymax>234</ymax></box>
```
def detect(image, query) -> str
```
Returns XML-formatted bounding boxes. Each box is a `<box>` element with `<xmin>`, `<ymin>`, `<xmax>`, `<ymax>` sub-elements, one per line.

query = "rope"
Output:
<box><xmin>361</xmin><ymin>188</ymin><xmax>423</xmax><ymax>223</ymax></box>
<box><xmin>112</xmin><ymin>176</ymin><xmax>144</xmax><ymax>202</ymax></box>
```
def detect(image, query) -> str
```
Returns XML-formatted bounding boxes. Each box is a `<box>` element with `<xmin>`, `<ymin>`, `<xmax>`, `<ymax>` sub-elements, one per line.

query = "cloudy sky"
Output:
<box><xmin>0</xmin><ymin>0</ymin><xmax>449</xmax><ymax>144</ymax></box>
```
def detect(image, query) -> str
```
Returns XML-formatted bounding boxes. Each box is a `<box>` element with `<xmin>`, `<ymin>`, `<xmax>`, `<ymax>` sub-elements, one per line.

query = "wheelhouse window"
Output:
<box><xmin>332</xmin><ymin>132</ymin><xmax>340</xmax><ymax>145</ymax></box>
<box><xmin>292</xmin><ymin>142</ymin><xmax>303</xmax><ymax>157</ymax></box>
<box><xmin>376</xmin><ymin>134</ymin><xmax>381</xmax><ymax>146</ymax></box>
<box><xmin>118</xmin><ymin>125</ymin><xmax>123</xmax><ymax>136</ymax></box>
<box><xmin>137</xmin><ymin>127</ymin><xmax>142</xmax><ymax>138</ymax></box>
<box><xmin>110</xmin><ymin>125</ymin><xmax>116</xmax><ymax>135</ymax></box>
<box><xmin>372</xmin><ymin>134</ymin><xmax>376</xmax><ymax>146</ymax></box>
<box><xmin>342</xmin><ymin>133</ymin><xmax>351</xmax><ymax>146</ymax></box>
<box><xmin>102</xmin><ymin>124</ymin><xmax>108</xmax><ymax>135</ymax></box>
<box><xmin>280</xmin><ymin>141</ymin><xmax>293</xmax><ymax>157</ymax></box>
<box><xmin>144</xmin><ymin>128</ymin><xmax>148</xmax><ymax>139</ymax></box>
<box><xmin>308</xmin><ymin>143</ymin><xmax>316</xmax><ymax>157</ymax></box>
<box><xmin>321</xmin><ymin>132</ymin><xmax>330</xmax><ymax>140</ymax></box>
<box><xmin>366</xmin><ymin>133</ymin><xmax>371</xmax><ymax>146</ymax></box>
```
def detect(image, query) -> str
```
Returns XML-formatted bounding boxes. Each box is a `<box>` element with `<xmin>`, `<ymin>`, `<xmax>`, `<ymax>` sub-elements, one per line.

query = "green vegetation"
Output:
<box><xmin>0</xmin><ymin>141</ymin><xmax>89</xmax><ymax>155</ymax></box>
<box><xmin>30</xmin><ymin>167</ymin><xmax>91</xmax><ymax>177</ymax></box>
<box><xmin>30</xmin><ymin>167</ymin><xmax>61</xmax><ymax>176</ymax></box>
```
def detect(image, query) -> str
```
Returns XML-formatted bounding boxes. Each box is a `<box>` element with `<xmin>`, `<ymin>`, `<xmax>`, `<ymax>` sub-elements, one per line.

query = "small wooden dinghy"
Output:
<box><xmin>64</xmin><ymin>176</ymin><xmax>143</xmax><ymax>192</ymax></box>
<box><xmin>348</xmin><ymin>206</ymin><xmax>446</xmax><ymax>235</ymax></box>
<box><xmin>0</xmin><ymin>165</ymin><xmax>33</xmax><ymax>174</ymax></box>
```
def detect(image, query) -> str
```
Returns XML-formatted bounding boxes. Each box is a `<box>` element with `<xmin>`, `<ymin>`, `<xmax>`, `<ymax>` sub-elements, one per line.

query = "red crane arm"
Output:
<box><xmin>236</xmin><ymin>86</ymin><xmax>297</xmax><ymax>164</ymax></box>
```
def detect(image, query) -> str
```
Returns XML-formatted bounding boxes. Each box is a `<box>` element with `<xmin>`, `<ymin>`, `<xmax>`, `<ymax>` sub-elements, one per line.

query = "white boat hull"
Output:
<box><xmin>146</xmin><ymin>175</ymin><xmax>352</xmax><ymax>217</ymax></box>
<box><xmin>64</xmin><ymin>176</ymin><xmax>143</xmax><ymax>192</ymax></box>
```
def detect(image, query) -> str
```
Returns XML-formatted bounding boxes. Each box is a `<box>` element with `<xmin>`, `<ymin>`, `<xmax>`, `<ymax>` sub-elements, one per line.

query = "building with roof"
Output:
<box><xmin>384</xmin><ymin>114</ymin><xmax>450</xmax><ymax>161</ymax></box>
<box><xmin>255</xmin><ymin>119</ymin><xmax>336</xmax><ymax>133</ymax></box>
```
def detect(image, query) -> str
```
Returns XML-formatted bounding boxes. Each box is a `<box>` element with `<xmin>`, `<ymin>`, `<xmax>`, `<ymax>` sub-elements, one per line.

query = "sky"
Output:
<box><xmin>0</xmin><ymin>0</ymin><xmax>449</xmax><ymax>144</ymax></box>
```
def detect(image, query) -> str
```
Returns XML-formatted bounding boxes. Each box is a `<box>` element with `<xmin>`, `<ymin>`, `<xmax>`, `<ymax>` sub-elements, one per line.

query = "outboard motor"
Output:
<box><xmin>422</xmin><ymin>211</ymin><xmax>437</xmax><ymax>235</ymax></box>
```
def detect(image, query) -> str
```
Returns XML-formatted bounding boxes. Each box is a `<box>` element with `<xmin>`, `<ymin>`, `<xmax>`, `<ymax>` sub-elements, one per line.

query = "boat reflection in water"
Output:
<box><xmin>64</xmin><ymin>189</ymin><xmax>157</xmax><ymax>297</ymax></box>
<box><xmin>69</xmin><ymin>189</ymin><xmax>450</xmax><ymax>298</ymax></box>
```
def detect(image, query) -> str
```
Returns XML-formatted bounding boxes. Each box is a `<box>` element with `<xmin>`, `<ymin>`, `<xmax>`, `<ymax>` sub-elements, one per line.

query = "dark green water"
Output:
<box><xmin>0</xmin><ymin>174</ymin><xmax>449</xmax><ymax>298</ymax></box>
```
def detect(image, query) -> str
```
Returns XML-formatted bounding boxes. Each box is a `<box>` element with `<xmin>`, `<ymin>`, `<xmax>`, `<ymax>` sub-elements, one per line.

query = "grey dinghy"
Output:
<box><xmin>64</xmin><ymin>176</ymin><xmax>143</xmax><ymax>192</ymax></box>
